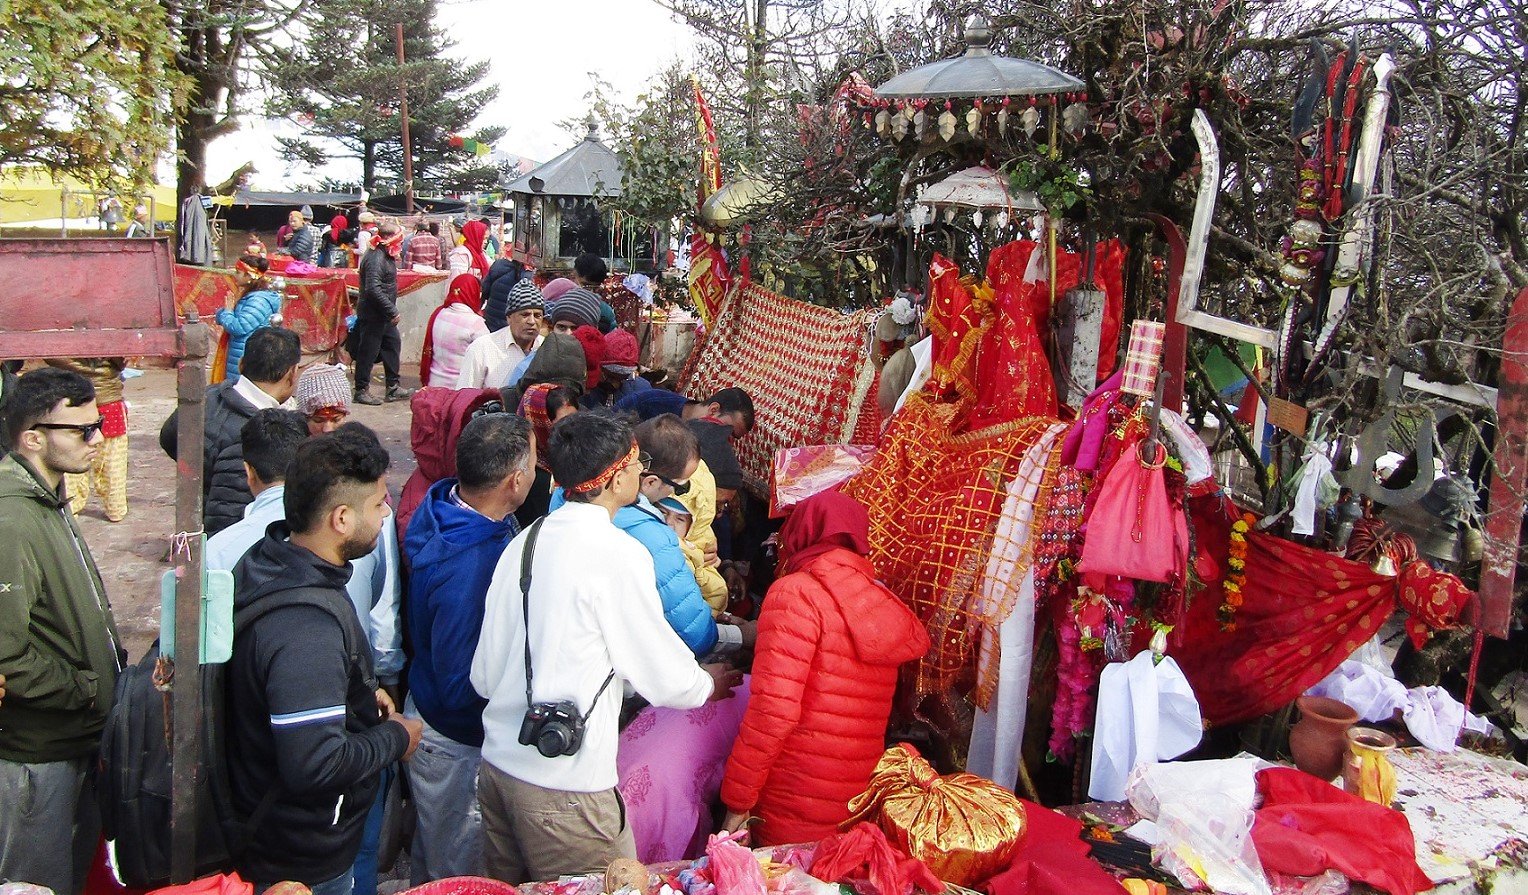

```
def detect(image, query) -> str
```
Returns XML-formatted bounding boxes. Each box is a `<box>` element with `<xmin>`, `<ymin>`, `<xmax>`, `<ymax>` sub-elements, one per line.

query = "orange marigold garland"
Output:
<box><xmin>1219</xmin><ymin>513</ymin><xmax>1254</xmax><ymax>630</ymax></box>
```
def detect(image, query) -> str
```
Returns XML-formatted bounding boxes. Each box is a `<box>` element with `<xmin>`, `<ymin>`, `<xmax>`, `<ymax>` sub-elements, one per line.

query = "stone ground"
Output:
<box><xmin>75</xmin><ymin>364</ymin><xmax>421</xmax><ymax>659</ymax></box>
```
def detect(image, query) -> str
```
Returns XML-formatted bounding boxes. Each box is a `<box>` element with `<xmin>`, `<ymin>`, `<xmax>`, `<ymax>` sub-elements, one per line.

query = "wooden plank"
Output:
<box><xmin>1476</xmin><ymin>286</ymin><xmax>1528</xmax><ymax>639</ymax></box>
<box><xmin>0</xmin><ymin>329</ymin><xmax>183</xmax><ymax>360</ymax></box>
<box><xmin>169</xmin><ymin>320</ymin><xmax>210</xmax><ymax>881</ymax></box>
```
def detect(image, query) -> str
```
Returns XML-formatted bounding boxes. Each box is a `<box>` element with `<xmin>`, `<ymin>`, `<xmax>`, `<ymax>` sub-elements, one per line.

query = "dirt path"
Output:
<box><xmin>77</xmin><ymin>367</ymin><xmax>420</xmax><ymax>659</ymax></box>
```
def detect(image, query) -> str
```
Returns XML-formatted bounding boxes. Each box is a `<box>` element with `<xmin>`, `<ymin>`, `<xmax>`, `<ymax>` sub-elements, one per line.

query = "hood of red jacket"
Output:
<box><xmin>807</xmin><ymin>549</ymin><xmax>930</xmax><ymax>666</ymax></box>
<box><xmin>408</xmin><ymin>386</ymin><xmax>499</xmax><ymax>481</ymax></box>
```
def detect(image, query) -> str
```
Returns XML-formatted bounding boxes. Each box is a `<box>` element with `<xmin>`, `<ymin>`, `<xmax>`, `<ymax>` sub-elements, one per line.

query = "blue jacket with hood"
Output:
<box><xmin>614</xmin><ymin>495</ymin><xmax>718</xmax><ymax>655</ymax></box>
<box><xmin>404</xmin><ymin>476</ymin><xmax>519</xmax><ymax>746</ymax></box>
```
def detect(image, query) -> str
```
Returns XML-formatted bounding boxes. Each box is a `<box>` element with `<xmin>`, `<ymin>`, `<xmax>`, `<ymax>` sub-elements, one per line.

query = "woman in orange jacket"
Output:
<box><xmin>719</xmin><ymin>491</ymin><xmax>929</xmax><ymax>845</ymax></box>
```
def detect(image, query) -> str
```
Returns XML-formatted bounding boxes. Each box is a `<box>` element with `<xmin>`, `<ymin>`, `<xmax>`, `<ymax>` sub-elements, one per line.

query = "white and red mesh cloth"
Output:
<box><xmin>680</xmin><ymin>282</ymin><xmax>878</xmax><ymax>493</ymax></box>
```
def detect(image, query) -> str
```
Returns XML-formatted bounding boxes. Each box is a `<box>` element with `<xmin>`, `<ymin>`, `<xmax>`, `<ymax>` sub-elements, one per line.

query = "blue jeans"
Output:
<box><xmin>351</xmin><ymin>765</ymin><xmax>393</xmax><ymax>895</ymax></box>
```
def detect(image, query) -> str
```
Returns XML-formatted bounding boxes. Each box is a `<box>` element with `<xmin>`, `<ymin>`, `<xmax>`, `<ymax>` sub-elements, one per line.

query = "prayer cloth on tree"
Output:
<box><xmin>680</xmin><ymin>282</ymin><xmax>877</xmax><ymax>491</ymax></box>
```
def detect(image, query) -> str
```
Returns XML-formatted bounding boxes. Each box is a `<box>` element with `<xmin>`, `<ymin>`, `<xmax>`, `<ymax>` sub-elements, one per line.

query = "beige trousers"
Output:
<box><xmin>477</xmin><ymin>759</ymin><xmax>635</xmax><ymax>884</ymax></box>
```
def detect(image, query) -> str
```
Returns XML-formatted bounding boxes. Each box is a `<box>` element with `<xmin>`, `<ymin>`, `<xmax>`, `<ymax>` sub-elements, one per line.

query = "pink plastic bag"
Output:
<box><xmin>708</xmin><ymin>834</ymin><xmax>768</xmax><ymax>895</ymax></box>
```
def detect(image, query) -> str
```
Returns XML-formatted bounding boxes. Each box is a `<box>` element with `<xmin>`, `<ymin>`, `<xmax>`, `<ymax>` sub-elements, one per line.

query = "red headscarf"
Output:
<box><xmin>329</xmin><ymin>214</ymin><xmax>348</xmax><ymax>236</ymax></box>
<box><xmin>462</xmin><ymin>219</ymin><xmax>490</xmax><ymax>278</ymax></box>
<box><xmin>517</xmin><ymin>382</ymin><xmax>557</xmax><ymax>472</ymax></box>
<box><xmin>778</xmin><ymin>491</ymin><xmax>870</xmax><ymax>575</ymax></box>
<box><xmin>420</xmin><ymin>274</ymin><xmax>484</xmax><ymax>386</ymax></box>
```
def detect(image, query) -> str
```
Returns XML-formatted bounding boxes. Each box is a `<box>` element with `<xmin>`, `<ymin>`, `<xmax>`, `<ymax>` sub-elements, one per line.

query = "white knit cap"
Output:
<box><xmin>297</xmin><ymin>363</ymin><xmax>351</xmax><ymax>415</ymax></box>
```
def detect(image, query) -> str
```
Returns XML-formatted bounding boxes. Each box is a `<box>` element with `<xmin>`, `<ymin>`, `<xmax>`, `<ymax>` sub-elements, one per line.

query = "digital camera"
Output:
<box><xmin>519</xmin><ymin>700</ymin><xmax>587</xmax><ymax>757</ymax></box>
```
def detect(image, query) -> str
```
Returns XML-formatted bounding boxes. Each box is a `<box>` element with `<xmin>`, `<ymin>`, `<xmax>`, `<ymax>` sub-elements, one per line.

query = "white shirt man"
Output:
<box><xmin>470</xmin><ymin>413</ymin><xmax>736</xmax><ymax>883</ymax></box>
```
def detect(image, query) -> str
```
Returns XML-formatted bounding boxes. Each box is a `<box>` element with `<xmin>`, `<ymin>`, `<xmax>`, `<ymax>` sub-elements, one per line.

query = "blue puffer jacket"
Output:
<box><xmin>615</xmin><ymin>496</ymin><xmax>718</xmax><ymax>655</ymax></box>
<box><xmin>215</xmin><ymin>288</ymin><xmax>283</xmax><ymax>381</ymax></box>
<box><xmin>405</xmin><ymin>477</ymin><xmax>518</xmax><ymax>747</ymax></box>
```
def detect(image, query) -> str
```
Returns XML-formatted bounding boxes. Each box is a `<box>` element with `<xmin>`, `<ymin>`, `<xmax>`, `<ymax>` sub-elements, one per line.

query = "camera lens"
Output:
<box><xmin>537</xmin><ymin>723</ymin><xmax>571</xmax><ymax>758</ymax></box>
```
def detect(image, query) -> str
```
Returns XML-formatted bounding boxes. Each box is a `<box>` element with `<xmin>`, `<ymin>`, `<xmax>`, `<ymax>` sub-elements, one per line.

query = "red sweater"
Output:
<box><xmin>721</xmin><ymin>549</ymin><xmax>929</xmax><ymax>845</ymax></box>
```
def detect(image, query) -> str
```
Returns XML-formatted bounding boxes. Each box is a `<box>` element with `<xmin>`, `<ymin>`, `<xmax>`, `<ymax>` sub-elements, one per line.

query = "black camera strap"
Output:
<box><xmin>519</xmin><ymin>518</ymin><xmax>616</xmax><ymax>723</ymax></box>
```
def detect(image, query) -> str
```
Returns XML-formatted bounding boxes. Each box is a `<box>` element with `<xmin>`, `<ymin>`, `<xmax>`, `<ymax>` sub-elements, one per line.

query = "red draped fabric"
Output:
<box><xmin>1170</xmin><ymin>495</ymin><xmax>1400</xmax><ymax>725</ymax></box>
<box><xmin>972</xmin><ymin>241</ymin><xmax>1059</xmax><ymax>428</ymax></box>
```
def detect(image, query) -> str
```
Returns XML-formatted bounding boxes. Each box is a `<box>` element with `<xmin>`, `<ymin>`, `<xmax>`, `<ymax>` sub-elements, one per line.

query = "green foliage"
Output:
<box><xmin>1006</xmin><ymin>153</ymin><xmax>1092</xmax><ymax>217</ymax></box>
<box><xmin>0</xmin><ymin>0</ymin><xmax>184</xmax><ymax>185</ymax></box>
<box><xmin>266</xmin><ymin>0</ymin><xmax>503</xmax><ymax>194</ymax></box>
<box><xmin>573</xmin><ymin>66</ymin><xmax>702</xmax><ymax>231</ymax></box>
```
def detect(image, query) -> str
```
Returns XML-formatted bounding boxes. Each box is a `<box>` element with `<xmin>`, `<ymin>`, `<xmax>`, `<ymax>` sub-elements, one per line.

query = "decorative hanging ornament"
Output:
<box><xmin>965</xmin><ymin>106</ymin><xmax>982</xmax><ymax>138</ymax></box>
<box><xmin>875</xmin><ymin>109</ymin><xmax>890</xmax><ymax>137</ymax></box>
<box><xmin>1062</xmin><ymin>102</ymin><xmax>1088</xmax><ymax>137</ymax></box>
<box><xmin>942</xmin><ymin>206</ymin><xmax>957</xmax><ymax>224</ymax></box>
<box><xmin>913</xmin><ymin>108</ymin><xmax>929</xmax><ymax>140</ymax></box>
<box><xmin>938</xmin><ymin>107</ymin><xmax>957</xmax><ymax>142</ymax></box>
<box><xmin>994</xmin><ymin>209</ymin><xmax>1010</xmax><ymax>230</ymax></box>
<box><xmin>892</xmin><ymin>107</ymin><xmax>911</xmax><ymax>141</ymax></box>
<box><xmin>972</xmin><ymin>209</ymin><xmax>984</xmax><ymax>228</ymax></box>
<box><xmin>1021</xmin><ymin>106</ymin><xmax>1041</xmax><ymax>138</ymax></box>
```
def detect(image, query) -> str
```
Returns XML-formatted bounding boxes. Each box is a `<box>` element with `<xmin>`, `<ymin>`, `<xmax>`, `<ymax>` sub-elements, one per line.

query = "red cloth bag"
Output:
<box><xmin>1077</xmin><ymin>441</ymin><xmax>1186</xmax><ymax>586</ymax></box>
<box><xmin>1252</xmin><ymin>767</ymin><xmax>1433</xmax><ymax>895</ymax></box>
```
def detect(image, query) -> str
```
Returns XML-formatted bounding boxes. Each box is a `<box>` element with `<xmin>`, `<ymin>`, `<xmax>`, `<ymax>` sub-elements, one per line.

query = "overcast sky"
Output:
<box><xmin>207</xmin><ymin>0</ymin><xmax>698</xmax><ymax>191</ymax></box>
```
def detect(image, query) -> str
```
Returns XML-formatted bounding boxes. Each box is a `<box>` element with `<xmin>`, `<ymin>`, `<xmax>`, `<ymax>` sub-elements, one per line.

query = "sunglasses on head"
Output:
<box><xmin>32</xmin><ymin>417</ymin><xmax>105</xmax><ymax>441</ymax></box>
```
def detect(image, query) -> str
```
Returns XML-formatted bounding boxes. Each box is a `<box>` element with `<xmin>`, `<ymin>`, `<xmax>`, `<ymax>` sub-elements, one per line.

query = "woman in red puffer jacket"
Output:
<box><xmin>720</xmin><ymin>491</ymin><xmax>929</xmax><ymax>845</ymax></box>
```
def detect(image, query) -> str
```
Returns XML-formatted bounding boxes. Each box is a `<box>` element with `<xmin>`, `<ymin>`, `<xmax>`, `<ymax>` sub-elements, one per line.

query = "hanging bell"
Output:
<box><xmin>892</xmin><ymin>108</ymin><xmax>910</xmax><ymax>141</ymax></box>
<box><xmin>1371</xmin><ymin>553</ymin><xmax>1397</xmax><ymax>576</ymax></box>
<box><xmin>965</xmin><ymin>106</ymin><xmax>982</xmax><ymax>138</ymax></box>
<box><xmin>1021</xmin><ymin>105</ymin><xmax>1041</xmax><ymax>138</ymax></box>
<box><xmin>875</xmin><ymin>109</ymin><xmax>890</xmax><ymax>137</ymax></box>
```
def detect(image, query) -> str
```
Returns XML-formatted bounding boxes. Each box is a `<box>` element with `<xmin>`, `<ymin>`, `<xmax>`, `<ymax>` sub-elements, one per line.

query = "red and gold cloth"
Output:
<box><xmin>845</xmin><ymin>744</ymin><xmax>1027</xmax><ymax>888</ymax></box>
<box><xmin>842</xmin><ymin>397</ymin><xmax>1055</xmax><ymax>697</ymax></box>
<box><xmin>1170</xmin><ymin>494</ymin><xmax>1401</xmax><ymax>725</ymax></box>
<box><xmin>770</xmin><ymin>444</ymin><xmax>876</xmax><ymax>518</ymax></box>
<box><xmin>680</xmin><ymin>282</ymin><xmax>876</xmax><ymax>493</ymax></box>
<box><xmin>173</xmin><ymin>264</ymin><xmax>351</xmax><ymax>358</ymax></box>
<box><xmin>1396</xmin><ymin>560</ymin><xmax>1475</xmax><ymax>648</ymax></box>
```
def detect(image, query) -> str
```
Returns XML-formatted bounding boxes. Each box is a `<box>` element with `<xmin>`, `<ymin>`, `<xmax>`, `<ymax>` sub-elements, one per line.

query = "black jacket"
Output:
<box><xmin>358</xmin><ymin>249</ymin><xmax>398</xmax><ymax>321</ymax></box>
<box><xmin>226</xmin><ymin>523</ymin><xmax>409</xmax><ymax>885</ymax></box>
<box><xmin>158</xmin><ymin>381</ymin><xmax>258</xmax><ymax>535</ymax></box>
<box><xmin>481</xmin><ymin>258</ymin><xmax>523</xmax><ymax>332</ymax></box>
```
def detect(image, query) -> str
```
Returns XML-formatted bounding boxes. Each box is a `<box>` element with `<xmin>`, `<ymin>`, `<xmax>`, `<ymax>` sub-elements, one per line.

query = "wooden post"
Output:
<box><xmin>396</xmin><ymin>22</ymin><xmax>415</xmax><ymax>214</ymax></box>
<box><xmin>1477</xmin><ymin>285</ymin><xmax>1528</xmax><ymax>639</ymax></box>
<box><xmin>170</xmin><ymin>313</ymin><xmax>210</xmax><ymax>882</ymax></box>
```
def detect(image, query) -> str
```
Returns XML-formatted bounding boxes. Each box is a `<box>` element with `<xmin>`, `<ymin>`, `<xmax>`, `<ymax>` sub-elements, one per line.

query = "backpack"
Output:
<box><xmin>98</xmin><ymin>589</ymin><xmax>364</xmax><ymax>888</ymax></box>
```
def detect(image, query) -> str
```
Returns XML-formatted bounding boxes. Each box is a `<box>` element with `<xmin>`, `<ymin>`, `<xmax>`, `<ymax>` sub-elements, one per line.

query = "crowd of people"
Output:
<box><xmin>0</xmin><ymin>218</ymin><xmax>931</xmax><ymax>895</ymax></box>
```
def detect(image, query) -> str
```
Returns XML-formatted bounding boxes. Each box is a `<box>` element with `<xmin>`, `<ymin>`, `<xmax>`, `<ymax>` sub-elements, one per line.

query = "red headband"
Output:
<box><xmin>569</xmin><ymin>443</ymin><xmax>639</xmax><ymax>494</ymax></box>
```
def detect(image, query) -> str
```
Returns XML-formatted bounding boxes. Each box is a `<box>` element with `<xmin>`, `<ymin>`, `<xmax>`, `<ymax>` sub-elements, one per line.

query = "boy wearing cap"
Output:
<box><xmin>579</xmin><ymin>329</ymin><xmax>650</xmax><ymax>410</ymax></box>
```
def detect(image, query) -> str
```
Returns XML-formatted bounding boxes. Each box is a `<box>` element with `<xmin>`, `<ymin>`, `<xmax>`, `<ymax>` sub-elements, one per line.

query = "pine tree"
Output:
<box><xmin>267</xmin><ymin>0</ymin><xmax>503</xmax><ymax>194</ymax></box>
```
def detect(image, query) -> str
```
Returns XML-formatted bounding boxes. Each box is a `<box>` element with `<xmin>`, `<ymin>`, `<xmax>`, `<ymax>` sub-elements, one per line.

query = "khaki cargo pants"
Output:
<box><xmin>478</xmin><ymin>759</ymin><xmax>636</xmax><ymax>884</ymax></box>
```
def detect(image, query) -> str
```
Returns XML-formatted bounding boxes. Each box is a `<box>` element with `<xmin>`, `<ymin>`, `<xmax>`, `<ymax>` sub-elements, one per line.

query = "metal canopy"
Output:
<box><xmin>917</xmin><ymin>165</ymin><xmax>1043</xmax><ymax>212</ymax></box>
<box><xmin>874</xmin><ymin>15</ymin><xmax>1085</xmax><ymax>100</ymax></box>
<box><xmin>506</xmin><ymin>119</ymin><xmax>623</xmax><ymax>199</ymax></box>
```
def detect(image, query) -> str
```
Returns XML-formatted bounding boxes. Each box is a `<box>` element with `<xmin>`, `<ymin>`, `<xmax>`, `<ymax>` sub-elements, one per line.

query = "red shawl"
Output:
<box><xmin>462</xmin><ymin>219</ymin><xmax>490</xmax><ymax>278</ymax></box>
<box><xmin>779</xmin><ymin>490</ymin><xmax>871</xmax><ymax>575</ymax></box>
<box><xmin>420</xmin><ymin>274</ymin><xmax>483</xmax><ymax>386</ymax></box>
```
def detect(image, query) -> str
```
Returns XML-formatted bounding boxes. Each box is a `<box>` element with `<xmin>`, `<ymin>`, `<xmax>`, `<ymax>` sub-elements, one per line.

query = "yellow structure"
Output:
<box><xmin>0</xmin><ymin>168</ymin><xmax>177</xmax><ymax>228</ymax></box>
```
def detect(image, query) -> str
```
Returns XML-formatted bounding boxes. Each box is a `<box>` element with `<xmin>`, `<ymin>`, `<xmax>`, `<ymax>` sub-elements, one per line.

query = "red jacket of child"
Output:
<box><xmin>721</xmin><ymin>547</ymin><xmax>929</xmax><ymax>845</ymax></box>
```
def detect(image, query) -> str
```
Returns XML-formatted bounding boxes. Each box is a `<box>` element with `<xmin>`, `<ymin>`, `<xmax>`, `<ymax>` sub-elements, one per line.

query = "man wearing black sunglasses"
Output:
<box><xmin>0</xmin><ymin>368</ymin><xmax>124</xmax><ymax>895</ymax></box>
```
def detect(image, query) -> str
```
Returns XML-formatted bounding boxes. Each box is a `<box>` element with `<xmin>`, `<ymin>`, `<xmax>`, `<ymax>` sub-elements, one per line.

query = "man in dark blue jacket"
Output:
<box><xmin>226</xmin><ymin>426</ymin><xmax>422</xmax><ymax>893</ymax></box>
<box><xmin>403</xmin><ymin>413</ymin><xmax>535</xmax><ymax>882</ymax></box>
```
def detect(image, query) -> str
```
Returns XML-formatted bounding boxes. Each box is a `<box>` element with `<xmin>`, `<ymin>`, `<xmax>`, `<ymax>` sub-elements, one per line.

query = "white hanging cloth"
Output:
<box><xmin>1088</xmin><ymin>650</ymin><xmax>1203</xmax><ymax>801</ymax></box>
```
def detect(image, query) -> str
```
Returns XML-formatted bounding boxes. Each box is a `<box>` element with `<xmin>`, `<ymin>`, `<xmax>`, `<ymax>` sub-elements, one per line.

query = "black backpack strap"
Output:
<box><xmin>518</xmin><ymin>518</ymin><xmax>614</xmax><ymax>717</ymax></box>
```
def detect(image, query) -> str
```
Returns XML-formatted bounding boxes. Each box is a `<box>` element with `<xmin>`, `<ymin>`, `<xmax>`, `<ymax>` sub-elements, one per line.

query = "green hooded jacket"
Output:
<box><xmin>0</xmin><ymin>452</ymin><xmax>123</xmax><ymax>762</ymax></box>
